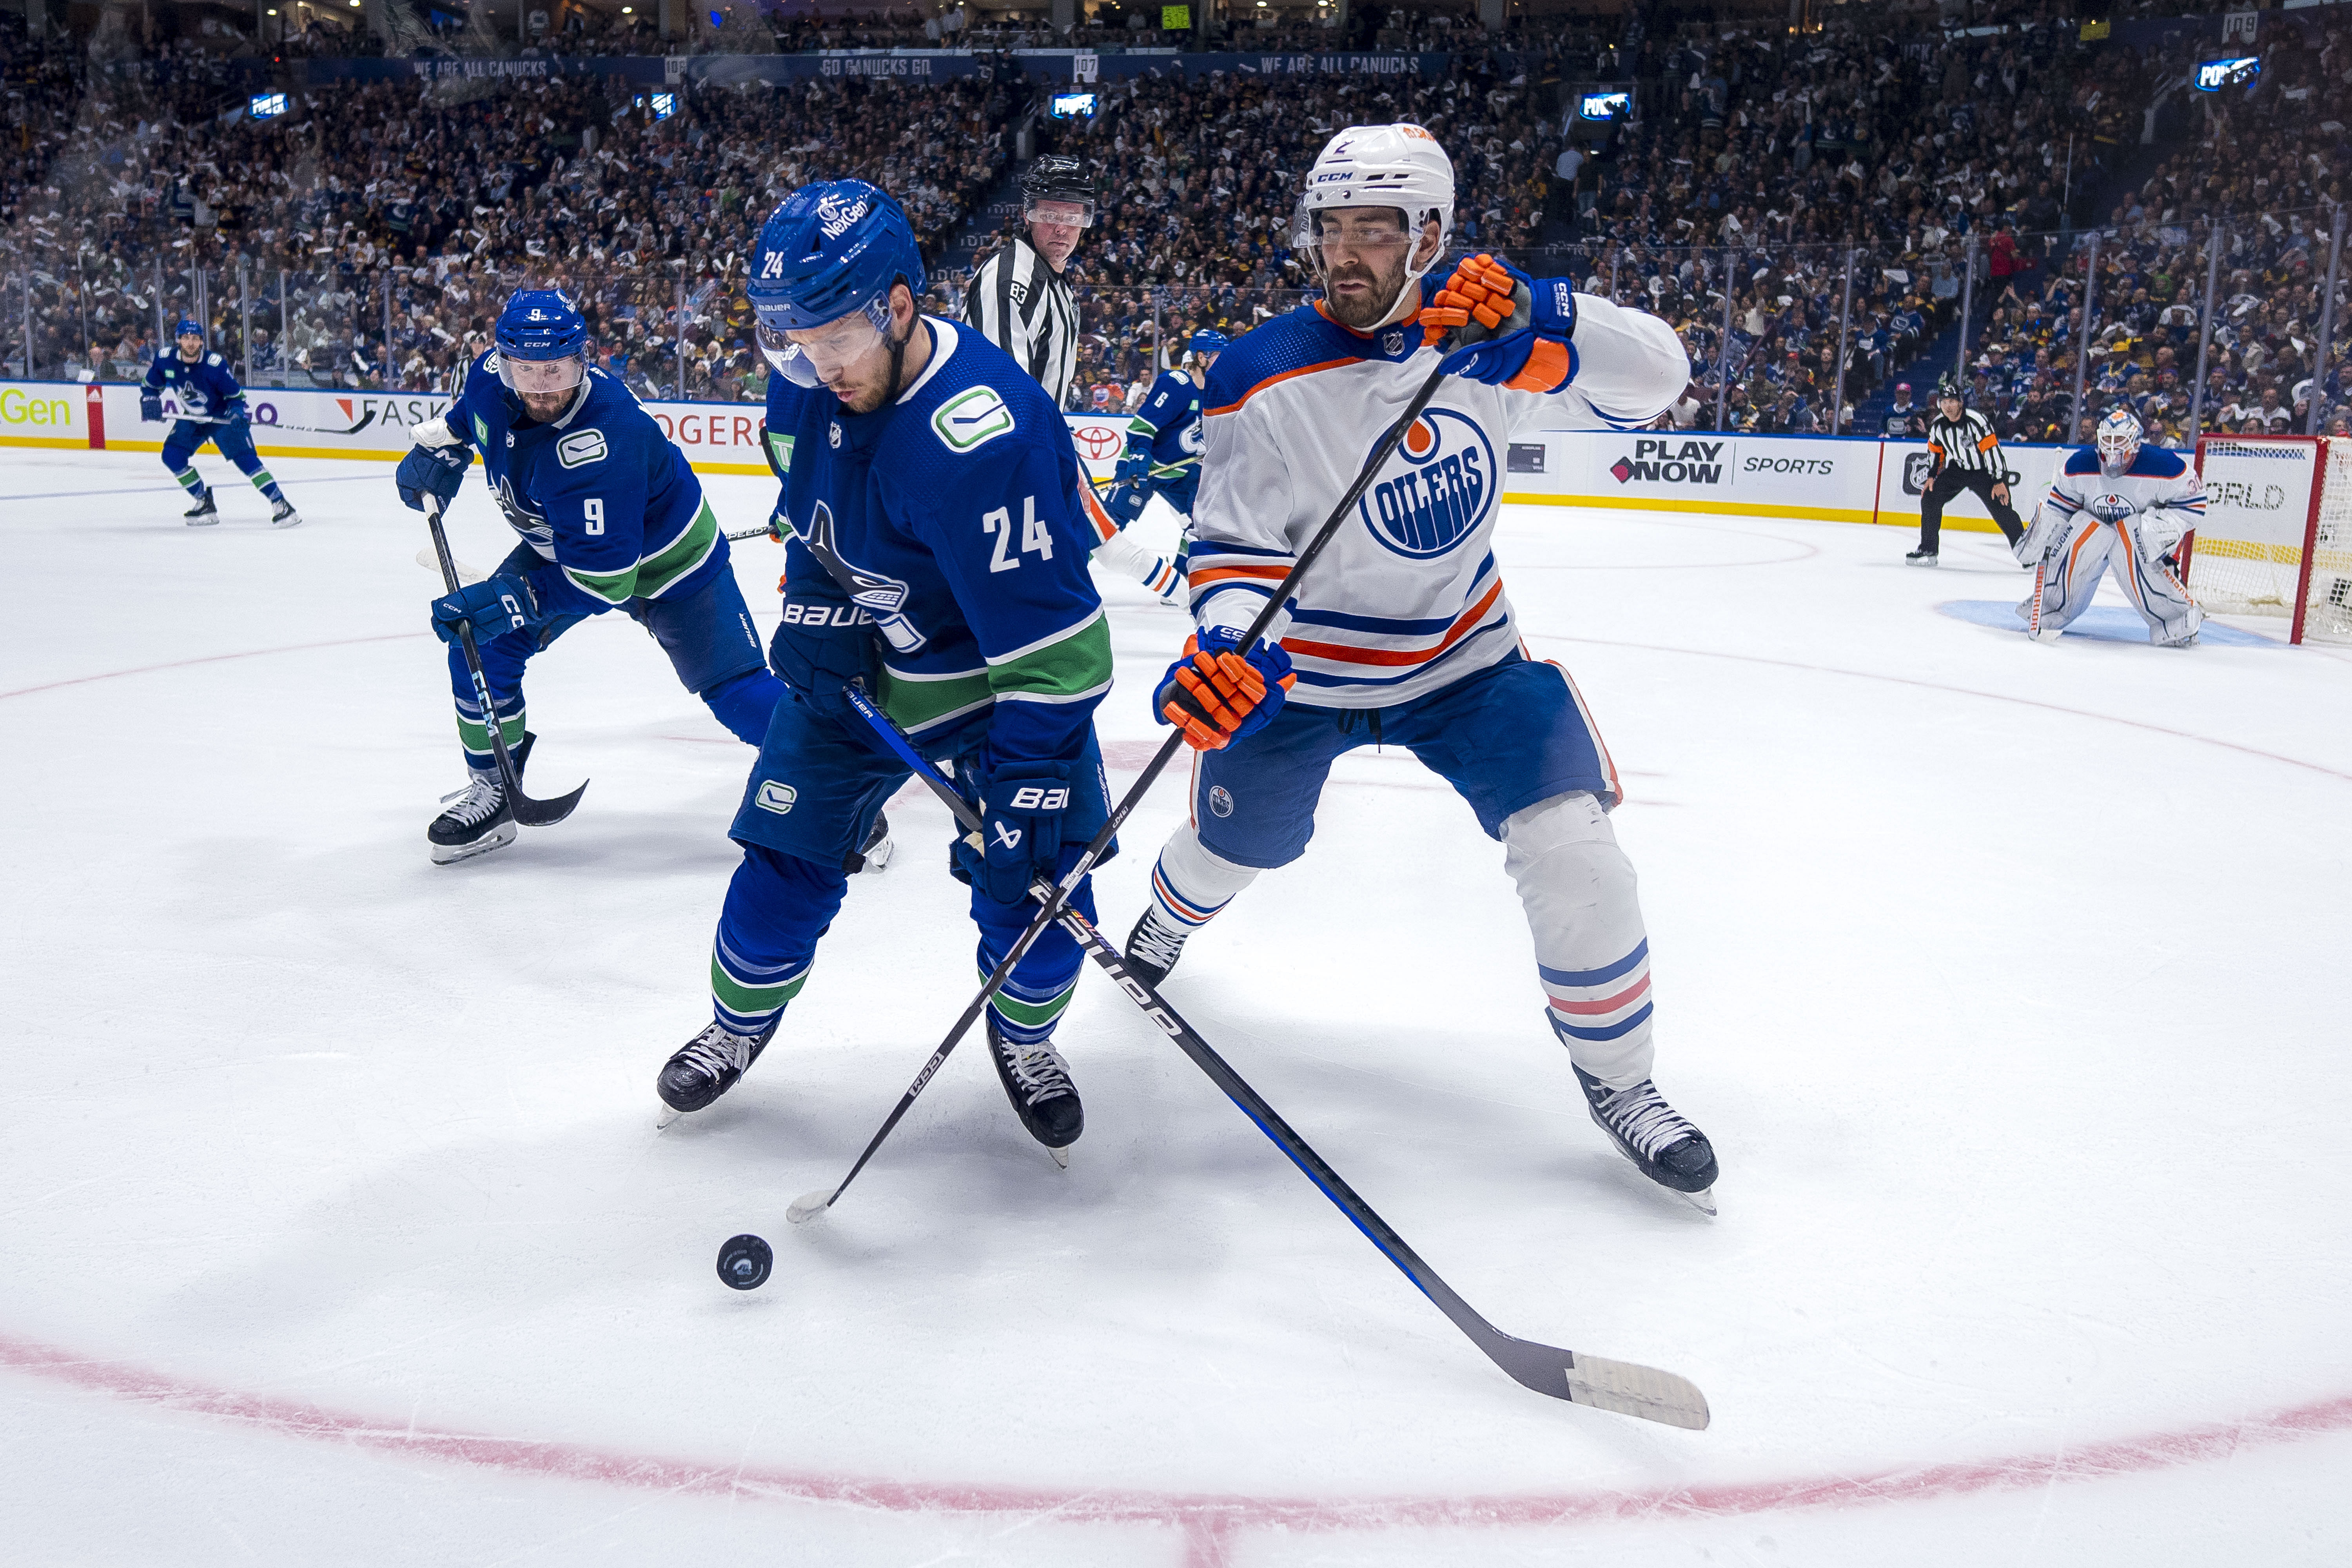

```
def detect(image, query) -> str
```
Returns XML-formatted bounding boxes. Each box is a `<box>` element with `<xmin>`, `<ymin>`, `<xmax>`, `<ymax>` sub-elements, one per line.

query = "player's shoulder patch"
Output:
<box><xmin>556</xmin><ymin>428</ymin><xmax>609</xmax><ymax>468</ymax></box>
<box><xmin>205</xmin><ymin>352</ymin><xmax>225</xmax><ymax>367</ymax></box>
<box><xmin>1203</xmin><ymin>304</ymin><xmax>1361</xmax><ymax>415</ymax></box>
<box><xmin>931</xmin><ymin>385</ymin><xmax>1015</xmax><ymax>453</ymax></box>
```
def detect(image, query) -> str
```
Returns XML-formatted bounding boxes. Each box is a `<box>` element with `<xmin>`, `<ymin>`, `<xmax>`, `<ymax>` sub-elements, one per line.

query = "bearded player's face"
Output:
<box><xmin>1315</xmin><ymin>209</ymin><xmax>1439</xmax><ymax>331</ymax></box>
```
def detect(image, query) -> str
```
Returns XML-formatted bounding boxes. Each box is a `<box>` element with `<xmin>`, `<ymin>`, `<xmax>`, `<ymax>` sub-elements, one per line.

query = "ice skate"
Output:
<box><xmin>269</xmin><ymin>497</ymin><xmax>302</xmax><ymax>528</ymax></box>
<box><xmin>183</xmin><ymin>492</ymin><xmax>218</xmax><ymax>526</ymax></box>
<box><xmin>426</xmin><ymin>732</ymin><xmax>533</xmax><ymax>865</ymax></box>
<box><xmin>1574</xmin><ymin>1066</ymin><xmax>1718</xmax><ymax>1214</ymax></box>
<box><xmin>1904</xmin><ymin>548</ymin><xmax>1937</xmax><ymax>567</ymax></box>
<box><xmin>656</xmin><ymin>1017</ymin><xmax>779</xmax><ymax>1124</ymax></box>
<box><xmin>851</xmin><ymin>811</ymin><xmax>893</xmax><ymax>874</ymax></box>
<box><xmin>2031</xmin><ymin>622</ymin><xmax>2064</xmax><ymax>645</ymax></box>
<box><xmin>1123</xmin><ymin>904</ymin><xmax>1190</xmax><ymax>988</ymax></box>
<box><xmin>987</xmin><ymin>1019</ymin><xmax>1082</xmax><ymax>1164</ymax></box>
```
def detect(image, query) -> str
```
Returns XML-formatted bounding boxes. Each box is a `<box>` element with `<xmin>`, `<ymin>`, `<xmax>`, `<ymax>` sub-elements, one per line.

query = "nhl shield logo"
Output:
<box><xmin>1382</xmin><ymin>329</ymin><xmax>1405</xmax><ymax>356</ymax></box>
<box><xmin>1357</xmin><ymin>408</ymin><xmax>1496</xmax><ymax>559</ymax></box>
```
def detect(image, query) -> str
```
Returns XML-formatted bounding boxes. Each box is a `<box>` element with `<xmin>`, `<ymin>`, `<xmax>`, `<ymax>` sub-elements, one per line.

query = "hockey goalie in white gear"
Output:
<box><xmin>2016</xmin><ymin>408</ymin><xmax>2206</xmax><ymax>647</ymax></box>
<box><xmin>1121</xmin><ymin>122</ymin><xmax>1721</xmax><ymax>1211</ymax></box>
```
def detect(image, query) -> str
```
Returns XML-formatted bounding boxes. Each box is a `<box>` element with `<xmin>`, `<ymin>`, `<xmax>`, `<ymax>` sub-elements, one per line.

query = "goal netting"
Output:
<box><xmin>2188</xmin><ymin>435</ymin><xmax>2352</xmax><ymax>645</ymax></box>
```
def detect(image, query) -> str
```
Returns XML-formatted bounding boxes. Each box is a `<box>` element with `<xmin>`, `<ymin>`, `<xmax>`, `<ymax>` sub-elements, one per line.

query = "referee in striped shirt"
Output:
<box><xmin>965</xmin><ymin>156</ymin><xmax>1091</xmax><ymax>410</ymax></box>
<box><xmin>1909</xmin><ymin>377</ymin><xmax>2024</xmax><ymax>565</ymax></box>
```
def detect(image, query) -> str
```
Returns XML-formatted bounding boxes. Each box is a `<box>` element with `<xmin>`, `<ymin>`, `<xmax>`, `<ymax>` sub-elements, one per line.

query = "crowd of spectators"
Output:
<box><xmin>1</xmin><ymin>1</ymin><xmax>2344</xmax><ymax>435</ymax></box>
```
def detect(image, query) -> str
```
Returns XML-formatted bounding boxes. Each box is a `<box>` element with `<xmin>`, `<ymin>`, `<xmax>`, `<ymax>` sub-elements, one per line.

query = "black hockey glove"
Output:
<box><xmin>769</xmin><ymin>581</ymin><xmax>880</xmax><ymax>730</ymax></box>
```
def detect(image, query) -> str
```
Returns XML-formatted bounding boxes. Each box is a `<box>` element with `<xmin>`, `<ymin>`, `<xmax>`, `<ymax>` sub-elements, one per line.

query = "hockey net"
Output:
<box><xmin>2187</xmin><ymin>435</ymin><xmax>2352</xmax><ymax>645</ymax></box>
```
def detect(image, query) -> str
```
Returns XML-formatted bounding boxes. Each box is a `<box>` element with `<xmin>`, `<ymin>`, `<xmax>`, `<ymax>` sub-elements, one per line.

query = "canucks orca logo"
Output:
<box><xmin>491</xmin><ymin>474</ymin><xmax>552</xmax><ymax>547</ymax></box>
<box><xmin>1359</xmin><ymin>408</ymin><xmax>1495</xmax><ymax>559</ymax></box>
<box><xmin>799</xmin><ymin>499</ymin><xmax>926</xmax><ymax>653</ymax></box>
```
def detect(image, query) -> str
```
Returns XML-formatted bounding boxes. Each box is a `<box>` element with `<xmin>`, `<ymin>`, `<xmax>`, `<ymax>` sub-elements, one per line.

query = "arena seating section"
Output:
<box><xmin>0</xmin><ymin>3</ymin><xmax>2342</xmax><ymax>442</ymax></box>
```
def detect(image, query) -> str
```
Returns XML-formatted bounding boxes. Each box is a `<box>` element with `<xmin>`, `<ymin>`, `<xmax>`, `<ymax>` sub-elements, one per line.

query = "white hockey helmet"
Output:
<box><xmin>1293</xmin><ymin>123</ymin><xmax>1454</xmax><ymax>296</ymax></box>
<box><xmin>2094</xmin><ymin>406</ymin><xmax>2143</xmax><ymax>476</ymax></box>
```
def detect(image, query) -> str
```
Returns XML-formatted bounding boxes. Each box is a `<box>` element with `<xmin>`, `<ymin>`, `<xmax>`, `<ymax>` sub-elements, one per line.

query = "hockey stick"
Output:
<box><xmin>724</xmin><ymin>524</ymin><xmax>777</xmax><ymax>543</ymax></box>
<box><xmin>422</xmin><ymin>497</ymin><xmax>589</xmax><ymax>827</ymax></box>
<box><xmin>798</xmin><ymin>687</ymin><xmax>1709</xmax><ymax>1428</ymax></box>
<box><xmin>785</xmin><ymin>361</ymin><xmax>1452</xmax><ymax>1225</ymax></box>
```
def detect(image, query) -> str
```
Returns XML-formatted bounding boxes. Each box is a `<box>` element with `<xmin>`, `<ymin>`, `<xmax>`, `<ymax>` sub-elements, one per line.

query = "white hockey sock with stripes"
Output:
<box><xmin>1149</xmin><ymin>822</ymin><xmax>1261</xmax><ymax>933</ymax></box>
<box><xmin>1501</xmin><ymin>792</ymin><xmax>1656</xmax><ymax>1089</ymax></box>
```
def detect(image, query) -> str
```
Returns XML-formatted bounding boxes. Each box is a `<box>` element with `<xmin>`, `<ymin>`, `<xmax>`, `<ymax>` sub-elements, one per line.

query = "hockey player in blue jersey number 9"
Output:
<box><xmin>655</xmin><ymin>181</ymin><xmax>1118</xmax><ymax>1161</ymax></box>
<box><xmin>397</xmin><ymin>289</ymin><xmax>787</xmax><ymax>864</ymax></box>
<box><xmin>1123</xmin><ymin>123</ymin><xmax>1722</xmax><ymax>1212</ymax></box>
<box><xmin>140</xmin><ymin>319</ymin><xmax>299</xmax><ymax>527</ymax></box>
<box><xmin>2014</xmin><ymin>407</ymin><xmax>2205</xmax><ymax>647</ymax></box>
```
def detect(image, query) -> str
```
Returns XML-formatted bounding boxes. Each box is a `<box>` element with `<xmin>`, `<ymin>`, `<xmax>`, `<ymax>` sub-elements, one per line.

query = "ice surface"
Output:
<box><xmin>4</xmin><ymin>448</ymin><xmax>2349</xmax><ymax>1565</ymax></box>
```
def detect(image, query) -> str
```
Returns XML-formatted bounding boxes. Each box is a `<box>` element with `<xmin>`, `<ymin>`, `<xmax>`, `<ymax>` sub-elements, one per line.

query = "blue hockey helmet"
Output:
<box><xmin>494</xmin><ymin>289</ymin><xmax>589</xmax><ymax>397</ymax></box>
<box><xmin>173</xmin><ymin>318</ymin><xmax>205</xmax><ymax>342</ymax></box>
<box><xmin>748</xmin><ymin>180</ymin><xmax>925</xmax><ymax>387</ymax></box>
<box><xmin>1186</xmin><ymin>328</ymin><xmax>1230</xmax><ymax>361</ymax></box>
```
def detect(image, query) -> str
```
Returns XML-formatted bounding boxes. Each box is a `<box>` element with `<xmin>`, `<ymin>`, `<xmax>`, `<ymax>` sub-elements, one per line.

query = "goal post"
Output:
<box><xmin>2185</xmin><ymin>434</ymin><xmax>2352</xmax><ymax>646</ymax></box>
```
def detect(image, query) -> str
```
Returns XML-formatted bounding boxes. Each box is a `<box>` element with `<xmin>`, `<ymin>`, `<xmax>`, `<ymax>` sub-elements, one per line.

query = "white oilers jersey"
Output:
<box><xmin>1187</xmin><ymin>285</ymin><xmax>1687</xmax><ymax>708</ymax></box>
<box><xmin>2025</xmin><ymin>445</ymin><xmax>2207</xmax><ymax>559</ymax></box>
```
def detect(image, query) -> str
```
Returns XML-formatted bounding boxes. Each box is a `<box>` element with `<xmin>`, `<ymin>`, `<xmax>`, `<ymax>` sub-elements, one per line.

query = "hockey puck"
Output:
<box><xmin>716</xmin><ymin>1233</ymin><xmax>773</xmax><ymax>1292</ymax></box>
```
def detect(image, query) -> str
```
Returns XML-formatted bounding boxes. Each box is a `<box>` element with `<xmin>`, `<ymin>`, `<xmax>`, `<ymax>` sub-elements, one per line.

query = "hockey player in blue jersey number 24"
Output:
<box><xmin>655</xmin><ymin>182</ymin><xmax>1118</xmax><ymax>1161</ymax></box>
<box><xmin>395</xmin><ymin>290</ymin><xmax>786</xmax><ymax>864</ymax></box>
<box><xmin>140</xmin><ymin>319</ymin><xmax>300</xmax><ymax>527</ymax></box>
<box><xmin>1123</xmin><ymin>123</ymin><xmax>1721</xmax><ymax>1211</ymax></box>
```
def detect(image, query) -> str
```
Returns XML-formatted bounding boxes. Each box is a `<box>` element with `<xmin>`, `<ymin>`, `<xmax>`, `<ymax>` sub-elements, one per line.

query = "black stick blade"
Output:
<box><xmin>1485</xmin><ymin>1331</ymin><xmax>1710</xmax><ymax>1429</ymax></box>
<box><xmin>510</xmin><ymin>777</ymin><xmax>588</xmax><ymax>827</ymax></box>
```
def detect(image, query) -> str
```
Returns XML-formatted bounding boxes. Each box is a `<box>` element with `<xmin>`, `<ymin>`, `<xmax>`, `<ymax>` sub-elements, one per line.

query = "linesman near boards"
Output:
<box><xmin>1909</xmin><ymin>376</ymin><xmax>2024</xmax><ymax>565</ymax></box>
<box><xmin>1120</xmin><ymin>123</ymin><xmax>1720</xmax><ymax>1212</ymax></box>
<box><xmin>969</xmin><ymin>153</ymin><xmax>1184</xmax><ymax>599</ymax></box>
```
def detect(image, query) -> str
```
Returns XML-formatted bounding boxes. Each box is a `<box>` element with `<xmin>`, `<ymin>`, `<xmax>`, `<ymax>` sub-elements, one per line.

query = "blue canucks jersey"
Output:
<box><xmin>1128</xmin><ymin>368</ymin><xmax>1206</xmax><ymax>481</ymax></box>
<box><xmin>445</xmin><ymin>351</ymin><xmax>724</xmax><ymax>607</ymax></box>
<box><xmin>143</xmin><ymin>350</ymin><xmax>246</xmax><ymax>422</ymax></box>
<box><xmin>764</xmin><ymin>316</ymin><xmax>1112</xmax><ymax>764</ymax></box>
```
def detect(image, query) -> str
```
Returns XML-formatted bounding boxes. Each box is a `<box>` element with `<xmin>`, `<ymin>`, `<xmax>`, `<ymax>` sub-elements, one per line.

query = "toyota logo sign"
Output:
<box><xmin>1070</xmin><ymin>421</ymin><xmax>1123</xmax><ymax>461</ymax></box>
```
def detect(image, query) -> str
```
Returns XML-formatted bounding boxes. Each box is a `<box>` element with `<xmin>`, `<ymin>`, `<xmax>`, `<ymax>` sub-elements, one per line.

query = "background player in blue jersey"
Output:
<box><xmin>1097</xmin><ymin>327</ymin><xmax>1224</xmax><ymax>585</ymax></box>
<box><xmin>656</xmin><ymin>183</ymin><xmax>1116</xmax><ymax>1165</ymax></box>
<box><xmin>139</xmin><ymin>319</ymin><xmax>299</xmax><ymax>527</ymax></box>
<box><xmin>395</xmin><ymin>289</ymin><xmax>785</xmax><ymax>864</ymax></box>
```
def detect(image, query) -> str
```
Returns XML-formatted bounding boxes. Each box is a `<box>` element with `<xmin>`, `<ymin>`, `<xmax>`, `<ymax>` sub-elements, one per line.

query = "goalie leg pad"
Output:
<box><xmin>2114</xmin><ymin>517</ymin><xmax>2204</xmax><ymax>646</ymax></box>
<box><xmin>1503</xmin><ymin>791</ymin><xmax>1656</xmax><ymax>1088</ymax></box>
<box><xmin>2026</xmin><ymin>518</ymin><xmax>2111</xmax><ymax>640</ymax></box>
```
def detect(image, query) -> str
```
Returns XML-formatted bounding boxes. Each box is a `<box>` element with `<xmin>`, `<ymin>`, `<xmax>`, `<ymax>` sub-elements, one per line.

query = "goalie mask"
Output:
<box><xmin>2094</xmin><ymin>407</ymin><xmax>2143</xmax><ymax>477</ymax></box>
<box><xmin>1292</xmin><ymin>123</ymin><xmax>1454</xmax><ymax>324</ymax></box>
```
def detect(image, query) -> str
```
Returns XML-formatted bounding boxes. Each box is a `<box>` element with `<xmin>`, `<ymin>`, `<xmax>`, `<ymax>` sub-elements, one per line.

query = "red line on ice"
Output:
<box><xmin>0</xmin><ymin>633</ymin><xmax>427</xmax><ymax>702</ymax></box>
<box><xmin>1</xmin><ymin>1332</ymin><xmax>2346</xmax><ymax>1541</ymax></box>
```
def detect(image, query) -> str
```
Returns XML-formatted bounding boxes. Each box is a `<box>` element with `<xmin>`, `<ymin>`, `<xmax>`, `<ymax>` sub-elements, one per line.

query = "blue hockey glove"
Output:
<box><xmin>1100</xmin><ymin>482</ymin><xmax>1149</xmax><ymax>529</ymax></box>
<box><xmin>430</xmin><ymin>572</ymin><xmax>542</xmax><ymax>646</ymax></box>
<box><xmin>1115</xmin><ymin>439</ymin><xmax>1153</xmax><ymax>486</ymax></box>
<box><xmin>140</xmin><ymin>391</ymin><xmax>163</xmax><ymax>423</ymax></box>
<box><xmin>954</xmin><ymin>759</ymin><xmax>1073</xmax><ymax>905</ymax></box>
<box><xmin>397</xmin><ymin>441</ymin><xmax>471</xmax><ymax>513</ymax></box>
<box><xmin>1427</xmin><ymin>254</ymin><xmax>1577</xmax><ymax>394</ymax></box>
<box><xmin>1154</xmin><ymin>626</ymin><xmax>1295</xmax><ymax>751</ymax></box>
<box><xmin>768</xmin><ymin>582</ymin><xmax>880</xmax><ymax>728</ymax></box>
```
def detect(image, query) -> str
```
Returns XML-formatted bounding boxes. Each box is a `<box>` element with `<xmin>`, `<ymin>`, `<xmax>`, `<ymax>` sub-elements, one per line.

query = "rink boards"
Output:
<box><xmin>1</xmin><ymin>379</ymin><xmax>2051</xmax><ymax>536</ymax></box>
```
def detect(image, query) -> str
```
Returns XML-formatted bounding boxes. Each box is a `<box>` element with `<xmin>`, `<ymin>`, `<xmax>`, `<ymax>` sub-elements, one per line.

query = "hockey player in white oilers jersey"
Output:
<box><xmin>1120</xmin><ymin>123</ymin><xmax>1719</xmax><ymax>1211</ymax></box>
<box><xmin>2016</xmin><ymin>408</ymin><xmax>2205</xmax><ymax>647</ymax></box>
